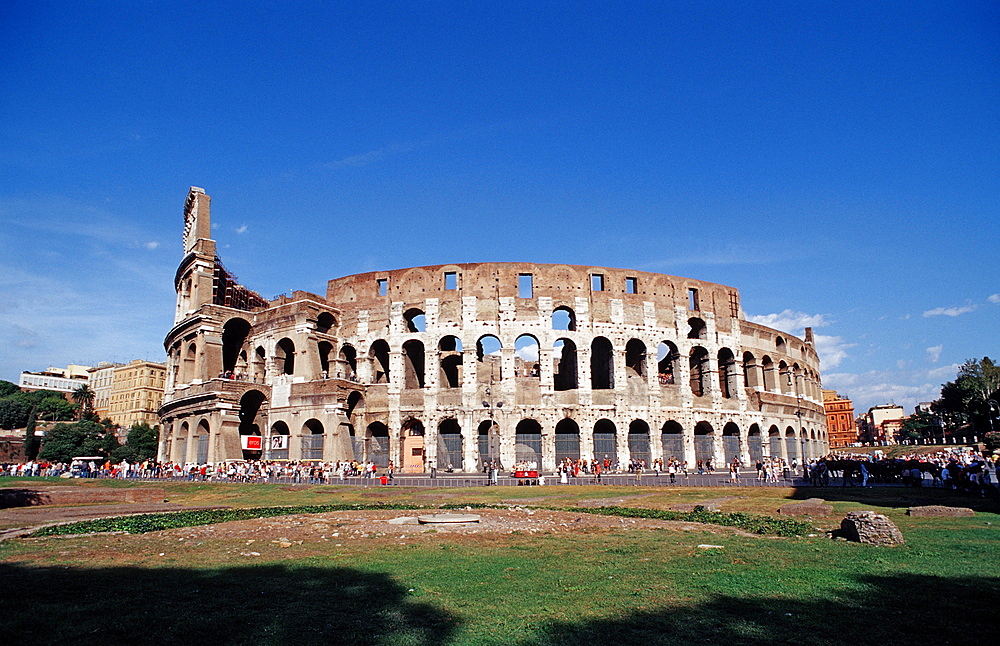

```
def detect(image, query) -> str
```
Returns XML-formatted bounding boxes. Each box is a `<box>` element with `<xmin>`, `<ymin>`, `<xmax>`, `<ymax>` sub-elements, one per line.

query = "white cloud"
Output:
<box><xmin>516</xmin><ymin>343</ymin><xmax>539</xmax><ymax>362</ymax></box>
<box><xmin>926</xmin><ymin>345</ymin><xmax>943</xmax><ymax>362</ymax></box>
<box><xmin>989</xmin><ymin>294</ymin><xmax>1000</xmax><ymax>304</ymax></box>
<box><xmin>821</xmin><ymin>365</ymin><xmax>960</xmax><ymax>415</ymax></box>
<box><xmin>747</xmin><ymin>310</ymin><xmax>830</xmax><ymax>335</ymax></box>
<box><xmin>923</xmin><ymin>304</ymin><xmax>977</xmax><ymax>317</ymax></box>
<box><xmin>236</xmin><ymin>224</ymin><xmax>248</xmax><ymax>234</ymax></box>
<box><xmin>813</xmin><ymin>334</ymin><xmax>854</xmax><ymax>369</ymax></box>
<box><xmin>144</xmin><ymin>241</ymin><xmax>160</xmax><ymax>250</ymax></box>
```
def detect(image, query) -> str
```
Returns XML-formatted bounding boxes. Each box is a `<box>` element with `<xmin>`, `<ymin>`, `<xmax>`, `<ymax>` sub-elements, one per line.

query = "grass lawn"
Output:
<box><xmin>0</xmin><ymin>480</ymin><xmax>997</xmax><ymax>645</ymax></box>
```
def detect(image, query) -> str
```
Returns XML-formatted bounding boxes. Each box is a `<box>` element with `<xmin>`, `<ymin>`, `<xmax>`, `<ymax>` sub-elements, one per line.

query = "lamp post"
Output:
<box><xmin>483</xmin><ymin>366</ymin><xmax>504</xmax><ymax>482</ymax></box>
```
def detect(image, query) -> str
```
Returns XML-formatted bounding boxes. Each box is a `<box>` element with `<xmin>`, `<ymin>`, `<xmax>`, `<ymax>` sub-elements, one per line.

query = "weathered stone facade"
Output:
<box><xmin>159</xmin><ymin>187</ymin><xmax>828</xmax><ymax>471</ymax></box>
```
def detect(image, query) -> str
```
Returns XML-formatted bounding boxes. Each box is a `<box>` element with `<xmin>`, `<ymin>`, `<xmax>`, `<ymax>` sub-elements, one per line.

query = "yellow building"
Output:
<box><xmin>87</xmin><ymin>362</ymin><xmax>122</xmax><ymax>420</ymax></box>
<box><xmin>108</xmin><ymin>360</ymin><xmax>167</xmax><ymax>430</ymax></box>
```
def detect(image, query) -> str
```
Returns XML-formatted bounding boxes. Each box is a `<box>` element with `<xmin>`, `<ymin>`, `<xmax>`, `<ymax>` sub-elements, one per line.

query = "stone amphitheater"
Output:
<box><xmin>159</xmin><ymin>187</ymin><xmax>827</xmax><ymax>472</ymax></box>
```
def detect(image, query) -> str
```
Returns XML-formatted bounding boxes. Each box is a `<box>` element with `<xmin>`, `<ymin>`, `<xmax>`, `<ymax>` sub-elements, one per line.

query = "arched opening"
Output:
<box><xmin>276</xmin><ymin>338</ymin><xmax>295</xmax><ymax>376</ymax></box>
<box><xmin>722</xmin><ymin>422</ymin><xmax>740</xmax><ymax>464</ymax></box>
<box><xmin>339</xmin><ymin>344</ymin><xmax>358</xmax><ymax>380</ymax></box>
<box><xmin>775</xmin><ymin>336</ymin><xmax>786</xmax><ymax>351</ymax></box>
<box><xmin>742</xmin><ymin>352</ymin><xmax>759</xmax><ymax>389</ymax></box>
<box><xmin>768</xmin><ymin>425</ymin><xmax>782</xmax><ymax>459</ymax></box>
<box><xmin>553</xmin><ymin>339</ymin><xmax>578</xmax><ymax>391</ymax></box>
<box><xmin>318</xmin><ymin>341</ymin><xmax>333</xmax><ymax>379</ymax></box>
<box><xmin>184</xmin><ymin>343</ymin><xmax>197</xmax><ymax>382</ymax></box>
<box><xmin>195</xmin><ymin>419</ymin><xmax>210</xmax><ymax>464</ymax></box>
<box><xmin>403</xmin><ymin>308</ymin><xmax>426</xmax><ymax>333</ymax></box>
<box><xmin>593</xmin><ymin>419</ymin><xmax>617</xmax><ymax>463</ymax></box>
<box><xmin>221</xmin><ymin>318</ymin><xmax>251</xmax><ymax>376</ymax></box>
<box><xmin>590</xmin><ymin>337</ymin><xmax>614</xmax><ymax>390</ymax></box>
<box><xmin>689</xmin><ymin>346</ymin><xmax>709</xmax><ymax>397</ymax></box>
<box><xmin>301</xmin><ymin>419</ymin><xmax>324</xmax><ymax>460</ymax></box>
<box><xmin>687</xmin><ymin>317</ymin><xmax>707</xmax><ymax>340</ymax></box>
<box><xmin>175</xmin><ymin>421</ymin><xmax>189</xmax><ymax>464</ymax></box>
<box><xmin>515</xmin><ymin>419</ymin><xmax>542</xmax><ymax>467</ymax></box>
<box><xmin>625</xmin><ymin>339</ymin><xmax>647</xmax><ymax>381</ymax></box>
<box><xmin>660</xmin><ymin>421</ymin><xmax>683</xmax><ymax>461</ymax></box>
<box><xmin>778</xmin><ymin>361</ymin><xmax>791</xmax><ymax>395</ymax></box>
<box><xmin>365</xmin><ymin>422</ymin><xmax>390</xmax><ymax>467</ymax></box>
<box><xmin>253</xmin><ymin>346</ymin><xmax>266</xmax><ymax>382</ymax></box>
<box><xmin>761</xmin><ymin>356</ymin><xmax>776</xmax><ymax>392</ymax></box>
<box><xmin>437</xmin><ymin>418</ymin><xmax>463</xmax><ymax>472</ymax></box>
<box><xmin>316</xmin><ymin>312</ymin><xmax>336</xmax><ymax>334</ymax></box>
<box><xmin>438</xmin><ymin>336</ymin><xmax>463</xmax><ymax>388</ymax></box>
<box><xmin>238</xmin><ymin>389</ymin><xmax>266</xmax><ymax>438</ymax></box>
<box><xmin>628</xmin><ymin>420</ymin><xmax>650</xmax><ymax>466</ymax></box>
<box><xmin>552</xmin><ymin>306</ymin><xmax>576</xmax><ymax>331</ymax></box>
<box><xmin>402</xmin><ymin>339</ymin><xmax>425</xmax><ymax>389</ymax></box>
<box><xmin>657</xmin><ymin>341</ymin><xmax>678</xmax><ymax>386</ymax></box>
<box><xmin>401</xmin><ymin>418</ymin><xmax>425</xmax><ymax>472</ymax></box>
<box><xmin>269</xmin><ymin>421</ymin><xmax>290</xmax><ymax>460</ymax></box>
<box><xmin>476</xmin><ymin>335</ymin><xmax>502</xmax><ymax>383</ymax></box>
<box><xmin>718</xmin><ymin>348</ymin><xmax>737</xmax><ymax>399</ymax></box>
<box><xmin>785</xmin><ymin>426</ymin><xmax>800</xmax><ymax>464</ymax></box>
<box><xmin>477</xmin><ymin>420</ymin><xmax>500</xmax><ymax>468</ymax></box>
<box><xmin>369</xmin><ymin>340</ymin><xmax>391</xmax><ymax>384</ymax></box>
<box><xmin>554</xmin><ymin>418</ymin><xmax>580</xmax><ymax>463</ymax></box>
<box><xmin>748</xmin><ymin>424</ymin><xmax>763</xmax><ymax>462</ymax></box>
<box><xmin>694</xmin><ymin>421</ymin><xmax>714</xmax><ymax>466</ymax></box>
<box><xmin>515</xmin><ymin>334</ymin><xmax>540</xmax><ymax>378</ymax></box>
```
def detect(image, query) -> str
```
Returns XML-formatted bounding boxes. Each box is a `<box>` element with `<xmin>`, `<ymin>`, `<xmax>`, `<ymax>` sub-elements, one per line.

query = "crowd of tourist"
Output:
<box><xmin>2</xmin><ymin>447</ymin><xmax>997</xmax><ymax>493</ymax></box>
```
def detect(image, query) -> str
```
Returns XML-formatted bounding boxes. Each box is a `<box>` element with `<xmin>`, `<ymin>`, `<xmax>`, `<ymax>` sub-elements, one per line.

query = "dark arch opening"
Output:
<box><xmin>628</xmin><ymin>419</ymin><xmax>650</xmax><ymax>466</ymax></box>
<box><xmin>221</xmin><ymin>318</ymin><xmax>251</xmax><ymax>375</ymax></box>
<box><xmin>437</xmin><ymin>418</ymin><xmax>463</xmax><ymax>472</ymax></box>
<box><xmin>594</xmin><ymin>419</ymin><xmax>617</xmax><ymax>463</ymax></box>
<box><xmin>625</xmin><ymin>339</ymin><xmax>646</xmax><ymax>380</ymax></box>
<box><xmin>554</xmin><ymin>418</ymin><xmax>580</xmax><ymax>463</ymax></box>
<box><xmin>276</xmin><ymin>338</ymin><xmax>295</xmax><ymax>376</ymax></box>
<box><xmin>404</xmin><ymin>308</ymin><xmax>426</xmax><ymax>333</ymax></box>
<box><xmin>553</xmin><ymin>339</ymin><xmax>578</xmax><ymax>391</ymax></box>
<box><xmin>515</xmin><ymin>419</ymin><xmax>542</xmax><ymax>466</ymax></box>
<box><xmin>590</xmin><ymin>337</ymin><xmax>614</xmax><ymax>390</ymax></box>
<box><xmin>370</xmin><ymin>340</ymin><xmax>391</xmax><ymax>384</ymax></box>
<box><xmin>661</xmin><ymin>421</ymin><xmax>683</xmax><ymax>461</ymax></box>
<box><xmin>402</xmin><ymin>339</ymin><xmax>425</xmax><ymax>389</ymax></box>
<box><xmin>316</xmin><ymin>312</ymin><xmax>336</xmax><ymax>334</ymax></box>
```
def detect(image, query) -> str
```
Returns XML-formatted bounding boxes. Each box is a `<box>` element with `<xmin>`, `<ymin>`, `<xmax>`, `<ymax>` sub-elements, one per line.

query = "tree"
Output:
<box><xmin>38</xmin><ymin>420</ymin><xmax>108</xmax><ymax>463</ymax></box>
<box><xmin>124</xmin><ymin>422</ymin><xmax>159</xmax><ymax>461</ymax></box>
<box><xmin>932</xmin><ymin>358</ymin><xmax>1000</xmax><ymax>435</ymax></box>
<box><xmin>0</xmin><ymin>398</ymin><xmax>32</xmax><ymax>430</ymax></box>
<box><xmin>23</xmin><ymin>404</ymin><xmax>40</xmax><ymax>461</ymax></box>
<box><xmin>0</xmin><ymin>380</ymin><xmax>20</xmax><ymax>398</ymax></box>
<box><xmin>71</xmin><ymin>384</ymin><xmax>96</xmax><ymax>420</ymax></box>
<box><xmin>899</xmin><ymin>409</ymin><xmax>941</xmax><ymax>443</ymax></box>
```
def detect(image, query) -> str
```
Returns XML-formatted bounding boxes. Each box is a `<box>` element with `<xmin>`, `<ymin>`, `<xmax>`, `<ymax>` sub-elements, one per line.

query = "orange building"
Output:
<box><xmin>823</xmin><ymin>389</ymin><xmax>857</xmax><ymax>448</ymax></box>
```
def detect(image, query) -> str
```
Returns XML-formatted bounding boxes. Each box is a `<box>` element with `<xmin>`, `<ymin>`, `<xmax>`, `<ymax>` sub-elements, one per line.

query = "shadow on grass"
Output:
<box><xmin>520</xmin><ymin>573</ymin><xmax>1000</xmax><ymax>646</ymax></box>
<box><xmin>0</xmin><ymin>563</ymin><xmax>458</xmax><ymax>645</ymax></box>
<box><xmin>790</xmin><ymin>484</ymin><xmax>1000</xmax><ymax>514</ymax></box>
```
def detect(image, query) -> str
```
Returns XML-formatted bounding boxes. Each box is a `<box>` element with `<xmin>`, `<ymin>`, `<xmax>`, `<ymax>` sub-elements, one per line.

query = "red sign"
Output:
<box><xmin>242</xmin><ymin>435</ymin><xmax>262</xmax><ymax>451</ymax></box>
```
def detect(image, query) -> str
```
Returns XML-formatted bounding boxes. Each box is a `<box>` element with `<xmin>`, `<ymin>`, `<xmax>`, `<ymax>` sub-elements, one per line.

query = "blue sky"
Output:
<box><xmin>1</xmin><ymin>1</ymin><xmax>997</xmax><ymax>415</ymax></box>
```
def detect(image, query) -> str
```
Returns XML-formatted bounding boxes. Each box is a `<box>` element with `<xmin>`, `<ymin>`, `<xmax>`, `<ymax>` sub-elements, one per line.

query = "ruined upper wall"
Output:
<box><xmin>327</xmin><ymin>262</ymin><xmax>741</xmax><ymax>327</ymax></box>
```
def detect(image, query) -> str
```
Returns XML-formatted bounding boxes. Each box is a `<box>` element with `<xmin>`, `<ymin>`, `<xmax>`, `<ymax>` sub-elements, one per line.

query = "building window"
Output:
<box><xmin>688</xmin><ymin>288</ymin><xmax>699</xmax><ymax>310</ymax></box>
<box><xmin>625</xmin><ymin>277</ymin><xmax>637</xmax><ymax>294</ymax></box>
<box><xmin>377</xmin><ymin>278</ymin><xmax>388</xmax><ymax>296</ymax></box>
<box><xmin>444</xmin><ymin>272</ymin><xmax>457</xmax><ymax>290</ymax></box>
<box><xmin>518</xmin><ymin>273</ymin><xmax>533</xmax><ymax>298</ymax></box>
<box><xmin>591</xmin><ymin>274</ymin><xmax>605</xmax><ymax>292</ymax></box>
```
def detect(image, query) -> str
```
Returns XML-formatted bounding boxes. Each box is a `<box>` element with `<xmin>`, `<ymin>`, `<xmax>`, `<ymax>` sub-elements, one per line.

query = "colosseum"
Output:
<box><xmin>159</xmin><ymin>187</ymin><xmax>828</xmax><ymax>472</ymax></box>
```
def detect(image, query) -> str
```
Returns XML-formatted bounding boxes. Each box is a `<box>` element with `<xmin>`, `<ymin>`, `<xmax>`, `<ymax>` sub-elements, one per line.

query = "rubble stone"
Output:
<box><xmin>837</xmin><ymin>510</ymin><xmax>904</xmax><ymax>546</ymax></box>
